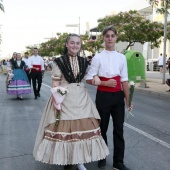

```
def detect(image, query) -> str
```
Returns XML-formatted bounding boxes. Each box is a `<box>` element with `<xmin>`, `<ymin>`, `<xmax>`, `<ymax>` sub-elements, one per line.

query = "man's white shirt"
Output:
<box><xmin>85</xmin><ymin>49</ymin><xmax>128</xmax><ymax>82</ymax></box>
<box><xmin>28</xmin><ymin>55</ymin><xmax>45</xmax><ymax>70</ymax></box>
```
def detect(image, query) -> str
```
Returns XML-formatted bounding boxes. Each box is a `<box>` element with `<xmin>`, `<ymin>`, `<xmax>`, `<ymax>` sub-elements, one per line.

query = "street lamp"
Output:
<box><xmin>66</xmin><ymin>17</ymin><xmax>80</xmax><ymax>35</ymax></box>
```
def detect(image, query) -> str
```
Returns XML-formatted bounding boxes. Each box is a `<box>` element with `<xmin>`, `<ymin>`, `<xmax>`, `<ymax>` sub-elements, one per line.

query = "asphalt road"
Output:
<box><xmin>0</xmin><ymin>72</ymin><xmax>170</xmax><ymax>170</ymax></box>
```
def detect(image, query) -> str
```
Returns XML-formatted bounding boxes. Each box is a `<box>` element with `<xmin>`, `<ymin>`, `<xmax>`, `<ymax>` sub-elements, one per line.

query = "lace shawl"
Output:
<box><xmin>54</xmin><ymin>55</ymin><xmax>88</xmax><ymax>83</ymax></box>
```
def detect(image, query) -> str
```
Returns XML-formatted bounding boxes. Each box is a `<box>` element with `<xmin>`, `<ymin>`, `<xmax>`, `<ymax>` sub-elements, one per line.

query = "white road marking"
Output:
<box><xmin>42</xmin><ymin>82</ymin><xmax>170</xmax><ymax>149</ymax></box>
<box><xmin>42</xmin><ymin>83</ymin><xmax>51</xmax><ymax>89</ymax></box>
<box><xmin>125</xmin><ymin>123</ymin><xmax>170</xmax><ymax>149</ymax></box>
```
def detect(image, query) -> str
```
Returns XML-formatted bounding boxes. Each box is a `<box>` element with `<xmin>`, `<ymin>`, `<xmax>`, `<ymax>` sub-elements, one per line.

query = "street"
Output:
<box><xmin>0</xmin><ymin>72</ymin><xmax>170</xmax><ymax>170</ymax></box>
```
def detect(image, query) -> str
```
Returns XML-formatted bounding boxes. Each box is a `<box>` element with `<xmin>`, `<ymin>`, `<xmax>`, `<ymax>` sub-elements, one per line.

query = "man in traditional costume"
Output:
<box><xmin>28</xmin><ymin>48</ymin><xmax>45</xmax><ymax>99</ymax></box>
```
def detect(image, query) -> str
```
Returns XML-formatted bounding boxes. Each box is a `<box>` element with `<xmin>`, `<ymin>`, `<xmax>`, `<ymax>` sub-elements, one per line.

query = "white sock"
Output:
<box><xmin>77</xmin><ymin>164</ymin><xmax>87</xmax><ymax>170</ymax></box>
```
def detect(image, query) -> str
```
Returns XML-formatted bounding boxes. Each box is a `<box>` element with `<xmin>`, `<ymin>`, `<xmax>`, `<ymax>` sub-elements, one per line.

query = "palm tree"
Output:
<box><xmin>0</xmin><ymin>0</ymin><xmax>4</xmax><ymax>12</ymax></box>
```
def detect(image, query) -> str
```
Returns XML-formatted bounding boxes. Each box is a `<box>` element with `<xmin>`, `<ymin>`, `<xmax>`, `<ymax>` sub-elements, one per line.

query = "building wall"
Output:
<box><xmin>115</xmin><ymin>41</ymin><xmax>128</xmax><ymax>53</ymax></box>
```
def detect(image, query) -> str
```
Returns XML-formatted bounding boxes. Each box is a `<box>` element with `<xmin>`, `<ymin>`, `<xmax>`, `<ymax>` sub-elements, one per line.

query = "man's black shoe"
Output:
<box><xmin>98</xmin><ymin>159</ymin><xmax>106</xmax><ymax>169</ymax></box>
<box><xmin>113</xmin><ymin>162</ymin><xmax>130</xmax><ymax>170</ymax></box>
<box><xmin>34</xmin><ymin>96</ymin><xmax>38</xmax><ymax>100</ymax></box>
<box><xmin>37</xmin><ymin>92</ymin><xmax>40</xmax><ymax>97</ymax></box>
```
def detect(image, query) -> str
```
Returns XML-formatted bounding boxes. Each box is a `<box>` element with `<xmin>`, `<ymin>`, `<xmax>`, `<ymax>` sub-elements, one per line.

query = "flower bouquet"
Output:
<box><xmin>126</xmin><ymin>81</ymin><xmax>135</xmax><ymax>120</ymax></box>
<box><xmin>6</xmin><ymin>69</ymin><xmax>14</xmax><ymax>87</ymax></box>
<box><xmin>51</xmin><ymin>86</ymin><xmax>68</xmax><ymax>126</ymax></box>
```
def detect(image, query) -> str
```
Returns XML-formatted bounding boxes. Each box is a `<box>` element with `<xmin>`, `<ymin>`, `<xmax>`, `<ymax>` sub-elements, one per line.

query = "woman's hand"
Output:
<box><xmin>52</xmin><ymin>81</ymin><xmax>58</xmax><ymax>88</ymax></box>
<box><xmin>92</xmin><ymin>75</ymin><xmax>101</xmax><ymax>85</ymax></box>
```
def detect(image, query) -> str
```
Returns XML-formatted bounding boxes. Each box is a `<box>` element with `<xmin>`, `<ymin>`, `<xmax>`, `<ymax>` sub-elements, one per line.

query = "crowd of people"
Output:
<box><xmin>1</xmin><ymin>25</ymin><xmax>170</xmax><ymax>170</ymax></box>
<box><xmin>1</xmin><ymin>48</ymin><xmax>47</xmax><ymax>100</ymax></box>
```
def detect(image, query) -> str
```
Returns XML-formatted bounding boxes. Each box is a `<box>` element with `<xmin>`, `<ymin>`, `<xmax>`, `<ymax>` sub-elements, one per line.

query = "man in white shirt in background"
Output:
<box><xmin>158</xmin><ymin>53</ymin><xmax>163</xmax><ymax>73</ymax></box>
<box><xmin>22</xmin><ymin>52</ymin><xmax>31</xmax><ymax>85</ymax></box>
<box><xmin>28</xmin><ymin>48</ymin><xmax>45</xmax><ymax>100</ymax></box>
<box><xmin>86</xmin><ymin>26</ymin><xmax>131</xmax><ymax>170</ymax></box>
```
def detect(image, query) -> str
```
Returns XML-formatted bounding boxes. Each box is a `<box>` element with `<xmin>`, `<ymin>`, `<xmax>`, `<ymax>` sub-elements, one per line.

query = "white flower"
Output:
<box><xmin>51</xmin><ymin>86</ymin><xmax>68</xmax><ymax>110</ymax></box>
<box><xmin>129</xmin><ymin>81</ymin><xmax>135</xmax><ymax>86</ymax></box>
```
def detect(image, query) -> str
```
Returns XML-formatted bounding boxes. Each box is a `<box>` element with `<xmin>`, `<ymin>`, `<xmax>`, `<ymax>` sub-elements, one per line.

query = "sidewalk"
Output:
<box><xmin>135</xmin><ymin>72</ymin><xmax>170</xmax><ymax>98</ymax></box>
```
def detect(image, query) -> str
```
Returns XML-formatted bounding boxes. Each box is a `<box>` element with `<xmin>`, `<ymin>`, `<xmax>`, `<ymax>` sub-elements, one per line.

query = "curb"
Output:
<box><xmin>135</xmin><ymin>88</ymin><xmax>170</xmax><ymax>99</ymax></box>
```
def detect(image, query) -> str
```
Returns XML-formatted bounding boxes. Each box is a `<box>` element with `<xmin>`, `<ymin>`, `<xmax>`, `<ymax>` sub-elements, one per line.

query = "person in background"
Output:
<box><xmin>2</xmin><ymin>59</ymin><xmax>7</xmax><ymax>74</ymax></box>
<box><xmin>0</xmin><ymin>60</ymin><xmax>2</xmax><ymax>72</ymax></box>
<box><xmin>158</xmin><ymin>53</ymin><xmax>163</xmax><ymax>73</ymax></box>
<box><xmin>28</xmin><ymin>48</ymin><xmax>45</xmax><ymax>100</ymax></box>
<box><xmin>7</xmin><ymin>53</ymin><xmax>31</xmax><ymax>100</ymax></box>
<box><xmin>10</xmin><ymin>52</ymin><xmax>17</xmax><ymax>67</ymax></box>
<box><xmin>22</xmin><ymin>52</ymin><xmax>31</xmax><ymax>85</ymax></box>
<box><xmin>167</xmin><ymin>57</ymin><xmax>170</xmax><ymax>75</ymax></box>
<box><xmin>86</xmin><ymin>26</ymin><xmax>131</xmax><ymax>170</ymax></box>
<box><xmin>33</xmin><ymin>33</ymin><xmax>109</xmax><ymax>170</ymax></box>
<box><xmin>6</xmin><ymin>60</ymin><xmax>10</xmax><ymax>68</ymax></box>
<box><xmin>86</xmin><ymin>55</ymin><xmax>93</xmax><ymax>65</ymax></box>
<box><xmin>166</xmin><ymin>78</ymin><xmax>170</xmax><ymax>92</ymax></box>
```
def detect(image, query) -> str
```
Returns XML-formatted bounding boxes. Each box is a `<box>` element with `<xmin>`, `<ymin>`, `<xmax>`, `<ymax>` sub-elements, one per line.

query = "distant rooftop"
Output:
<box><xmin>138</xmin><ymin>6</ymin><xmax>152</xmax><ymax>16</ymax></box>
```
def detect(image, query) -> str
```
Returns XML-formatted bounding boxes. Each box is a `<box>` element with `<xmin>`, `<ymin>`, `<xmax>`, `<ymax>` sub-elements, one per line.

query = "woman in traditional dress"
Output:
<box><xmin>7</xmin><ymin>53</ymin><xmax>31</xmax><ymax>100</ymax></box>
<box><xmin>2</xmin><ymin>59</ymin><xmax>7</xmax><ymax>75</ymax></box>
<box><xmin>33</xmin><ymin>34</ymin><xmax>109</xmax><ymax>170</ymax></box>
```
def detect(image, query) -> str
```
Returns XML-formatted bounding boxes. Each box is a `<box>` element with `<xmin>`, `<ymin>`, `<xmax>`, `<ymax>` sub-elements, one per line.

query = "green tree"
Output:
<box><xmin>149</xmin><ymin>0</ymin><xmax>170</xmax><ymax>40</ymax></box>
<box><xmin>0</xmin><ymin>0</ymin><xmax>4</xmax><ymax>12</ymax></box>
<box><xmin>27</xmin><ymin>32</ymin><xmax>99</xmax><ymax>57</ymax></box>
<box><xmin>82</xmin><ymin>32</ymin><xmax>103</xmax><ymax>54</ymax></box>
<box><xmin>97</xmin><ymin>10</ymin><xmax>164</xmax><ymax>50</ymax></box>
<box><xmin>149</xmin><ymin>0</ymin><xmax>170</xmax><ymax>13</ymax></box>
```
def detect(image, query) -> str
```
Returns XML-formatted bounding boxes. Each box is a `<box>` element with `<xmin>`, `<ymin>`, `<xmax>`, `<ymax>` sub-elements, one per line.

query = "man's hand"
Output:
<box><xmin>106</xmin><ymin>79</ymin><xmax>117</xmax><ymax>87</ymax></box>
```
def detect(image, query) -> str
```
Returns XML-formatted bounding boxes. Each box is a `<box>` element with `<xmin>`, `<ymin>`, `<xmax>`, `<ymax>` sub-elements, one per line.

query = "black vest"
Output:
<box><xmin>13</xmin><ymin>60</ymin><xmax>25</xmax><ymax>69</ymax></box>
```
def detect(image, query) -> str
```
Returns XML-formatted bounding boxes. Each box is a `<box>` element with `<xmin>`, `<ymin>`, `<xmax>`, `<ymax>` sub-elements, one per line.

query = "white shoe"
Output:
<box><xmin>77</xmin><ymin>164</ymin><xmax>87</xmax><ymax>170</ymax></box>
<box><xmin>19</xmin><ymin>95</ymin><xmax>23</xmax><ymax>100</ymax></box>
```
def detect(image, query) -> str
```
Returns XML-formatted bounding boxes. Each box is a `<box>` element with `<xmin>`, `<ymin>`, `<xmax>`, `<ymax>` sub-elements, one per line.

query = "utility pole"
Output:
<box><xmin>162</xmin><ymin>0</ymin><xmax>167</xmax><ymax>84</ymax></box>
<box><xmin>79</xmin><ymin>17</ymin><xmax>80</xmax><ymax>35</ymax></box>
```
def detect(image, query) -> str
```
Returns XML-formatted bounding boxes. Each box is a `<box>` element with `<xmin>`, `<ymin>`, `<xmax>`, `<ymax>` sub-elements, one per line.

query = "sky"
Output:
<box><xmin>0</xmin><ymin>0</ymin><xmax>149</xmax><ymax>58</ymax></box>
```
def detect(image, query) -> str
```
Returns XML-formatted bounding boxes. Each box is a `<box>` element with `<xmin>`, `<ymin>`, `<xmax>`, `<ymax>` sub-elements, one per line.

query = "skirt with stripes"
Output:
<box><xmin>33</xmin><ymin>82</ymin><xmax>109</xmax><ymax>165</ymax></box>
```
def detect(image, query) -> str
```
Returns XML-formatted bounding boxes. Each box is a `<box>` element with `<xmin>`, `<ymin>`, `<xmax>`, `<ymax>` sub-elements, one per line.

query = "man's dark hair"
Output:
<box><xmin>102</xmin><ymin>25</ymin><xmax>117</xmax><ymax>36</ymax></box>
<box><xmin>33</xmin><ymin>47</ymin><xmax>38</xmax><ymax>50</ymax></box>
<box><xmin>24</xmin><ymin>52</ymin><xmax>29</xmax><ymax>55</ymax></box>
<box><xmin>87</xmin><ymin>56</ymin><xmax>92</xmax><ymax>59</ymax></box>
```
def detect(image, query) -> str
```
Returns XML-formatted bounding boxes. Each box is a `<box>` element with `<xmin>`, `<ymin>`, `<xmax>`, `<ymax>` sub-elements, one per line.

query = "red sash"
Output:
<box><xmin>32</xmin><ymin>65</ymin><xmax>42</xmax><ymax>72</ymax></box>
<box><xmin>97</xmin><ymin>76</ymin><xmax>122</xmax><ymax>92</ymax></box>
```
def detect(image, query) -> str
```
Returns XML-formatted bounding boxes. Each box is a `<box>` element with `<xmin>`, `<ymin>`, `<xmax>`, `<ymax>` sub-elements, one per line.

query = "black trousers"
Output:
<box><xmin>25</xmin><ymin>71</ymin><xmax>31</xmax><ymax>85</ymax></box>
<box><xmin>31</xmin><ymin>72</ymin><xmax>42</xmax><ymax>97</ymax></box>
<box><xmin>96</xmin><ymin>90</ymin><xmax>125</xmax><ymax>163</ymax></box>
